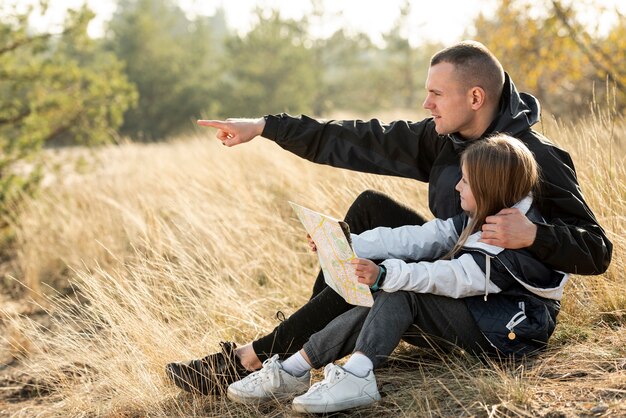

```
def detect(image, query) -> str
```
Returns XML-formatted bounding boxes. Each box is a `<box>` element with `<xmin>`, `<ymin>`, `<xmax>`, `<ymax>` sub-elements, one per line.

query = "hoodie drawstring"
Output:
<box><xmin>484</xmin><ymin>255</ymin><xmax>492</xmax><ymax>301</ymax></box>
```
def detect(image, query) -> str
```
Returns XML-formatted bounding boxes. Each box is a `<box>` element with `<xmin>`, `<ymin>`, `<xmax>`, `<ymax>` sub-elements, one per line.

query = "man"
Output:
<box><xmin>165</xmin><ymin>41</ymin><xmax>612</xmax><ymax>396</ymax></box>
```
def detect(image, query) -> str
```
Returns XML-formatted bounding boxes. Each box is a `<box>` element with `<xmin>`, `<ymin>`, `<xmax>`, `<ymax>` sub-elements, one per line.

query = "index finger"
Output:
<box><xmin>197</xmin><ymin>120</ymin><xmax>228</xmax><ymax>129</ymax></box>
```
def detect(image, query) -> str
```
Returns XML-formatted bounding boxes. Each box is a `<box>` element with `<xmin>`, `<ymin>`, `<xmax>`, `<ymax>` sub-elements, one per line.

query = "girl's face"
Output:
<box><xmin>455</xmin><ymin>164</ymin><xmax>477</xmax><ymax>214</ymax></box>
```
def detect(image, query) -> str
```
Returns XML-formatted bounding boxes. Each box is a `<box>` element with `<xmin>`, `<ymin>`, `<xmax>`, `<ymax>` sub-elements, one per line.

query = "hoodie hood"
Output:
<box><xmin>449</xmin><ymin>73</ymin><xmax>541</xmax><ymax>150</ymax></box>
<box><xmin>487</xmin><ymin>72</ymin><xmax>541</xmax><ymax>136</ymax></box>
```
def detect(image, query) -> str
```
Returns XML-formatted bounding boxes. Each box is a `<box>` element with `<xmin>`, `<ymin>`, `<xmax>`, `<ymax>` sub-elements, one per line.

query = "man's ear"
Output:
<box><xmin>469</xmin><ymin>87</ymin><xmax>486</xmax><ymax>110</ymax></box>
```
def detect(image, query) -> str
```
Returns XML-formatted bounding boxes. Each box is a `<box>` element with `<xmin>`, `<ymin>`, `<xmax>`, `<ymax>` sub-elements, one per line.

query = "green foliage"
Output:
<box><xmin>106</xmin><ymin>0</ymin><xmax>222</xmax><ymax>140</ymax></box>
<box><xmin>214</xmin><ymin>10</ymin><xmax>318</xmax><ymax>117</ymax></box>
<box><xmin>377</xmin><ymin>1</ymin><xmax>433</xmax><ymax>110</ymax></box>
<box><xmin>311</xmin><ymin>30</ymin><xmax>383</xmax><ymax>114</ymax></box>
<box><xmin>0</xmin><ymin>3</ymin><xmax>136</xmax><ymax>238</ymax></box>
<box><xmin>104</xmin><ymin>3</ymin><xmax>439</xmax><ymax>126</ymax></box>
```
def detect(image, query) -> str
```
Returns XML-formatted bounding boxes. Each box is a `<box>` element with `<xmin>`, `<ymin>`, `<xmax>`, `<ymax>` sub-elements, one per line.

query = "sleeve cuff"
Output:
<box><xmin>261</xmin><ymin>114</ymin><xmax>280</xmax><ymax>140</ymax></box>
<box><xmin>528</xmin><ymin>222</ymin><xmax>555</xmax><ymax>258</ymax></box>
<box><xmin>370</xmin><ymin>264</ymin><xmax>386</xmax><ymax>292</ymax></box>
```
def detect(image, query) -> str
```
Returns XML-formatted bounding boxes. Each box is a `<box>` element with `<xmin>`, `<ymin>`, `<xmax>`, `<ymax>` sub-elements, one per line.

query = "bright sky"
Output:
<box><xmin>175</xmin><ymin>0</ymin><xmax>501</xmax><ymax>45</ymax></box>
<box><xmin>23</xmin><ymin>0</ymin><xmax>626</xmax><ymax>46</ymax></box>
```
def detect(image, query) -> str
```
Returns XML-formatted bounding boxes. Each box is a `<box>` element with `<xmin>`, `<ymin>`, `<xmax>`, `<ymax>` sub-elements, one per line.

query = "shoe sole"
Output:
<box><xmin>227</xmin><ymin>386</ymin><xmax>307</xmax><ymax>405</ymax></box>
<box><xmin>292</xmin><ymin>392</ymin><xmax>381</xmax><ymax>413</ymax></box>
<box><xmin>227</xmin><ymin>387</ymin><xmax>271</xmax><ymax>404</ymax></box>
<box><xmin>165</xmin><ymin>365</ymin><xmax>204</xmax><ymax>395</ymax></box>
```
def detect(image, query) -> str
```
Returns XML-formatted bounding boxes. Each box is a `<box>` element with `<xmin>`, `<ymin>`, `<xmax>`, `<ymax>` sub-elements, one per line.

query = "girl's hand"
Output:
<box><xmin>351</xmin><ymin>258</ymin><xmax>380</xmax><ymax>287</ymax></box>
<box><xmin>306</xmin><ymin>234</ymin><xmax>317</xmax><ymax>252</ymax></box>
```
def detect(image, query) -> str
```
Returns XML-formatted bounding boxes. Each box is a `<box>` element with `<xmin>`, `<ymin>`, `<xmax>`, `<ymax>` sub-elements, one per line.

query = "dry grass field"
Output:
<box><xmin>0</xmin><ymin>108</ymin><xmax>625</xmax><ymax>417</ymax></box>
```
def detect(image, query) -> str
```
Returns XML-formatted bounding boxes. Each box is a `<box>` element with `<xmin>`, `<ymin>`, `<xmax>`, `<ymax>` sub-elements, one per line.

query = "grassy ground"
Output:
<box><xmin>0</xmin><ymin>109</ymin><xmax>625</xmax><ymax>417</ymax></box>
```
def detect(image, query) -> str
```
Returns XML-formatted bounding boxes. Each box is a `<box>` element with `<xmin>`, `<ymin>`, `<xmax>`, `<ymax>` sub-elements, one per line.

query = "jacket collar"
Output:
<box><xmin>463</xmin><ymin>194</ymin><xmax>534</xmax><ymax>255</ymax></box>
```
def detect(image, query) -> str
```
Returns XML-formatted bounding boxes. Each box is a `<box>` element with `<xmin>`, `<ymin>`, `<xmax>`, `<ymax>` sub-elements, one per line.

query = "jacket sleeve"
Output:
<box><xmin>380</xmin><ymin>254</ymin><xmax>502</xmax><ymax>298</ymax></box>
<box><xmin>525</xmin><ymin>136</ymin><xmax>612</xmax><ymax>274</ymax></box>
<box><xmin>352</xmin><ymin>217</ymin><xmax>461</xmax><ymax>261</ymax></box>
<box><xmin>262</xmin><ymin>113</ymin><xmax>445</xmax><ymax>181</ymax></box>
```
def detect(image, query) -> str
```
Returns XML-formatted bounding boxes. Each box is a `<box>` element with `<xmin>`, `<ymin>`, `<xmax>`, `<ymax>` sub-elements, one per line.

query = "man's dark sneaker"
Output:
<box><xmin>165</xmin><ymin>341</ymin><xmax>249</xmax><ymax>395</ymax></box>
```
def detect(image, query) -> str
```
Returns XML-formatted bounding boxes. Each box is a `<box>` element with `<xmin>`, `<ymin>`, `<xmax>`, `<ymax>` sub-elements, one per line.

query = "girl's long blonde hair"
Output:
<box><xmin>445</xmin><ymin>134</ymin><xmax>540</xmax><ymax>259</ymax></box>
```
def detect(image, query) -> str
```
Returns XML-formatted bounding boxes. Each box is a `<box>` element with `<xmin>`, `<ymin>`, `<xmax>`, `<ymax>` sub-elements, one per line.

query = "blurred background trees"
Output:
<box><xmin>3</xmin><ymin>0</ymin><xmax>624</xmax><ymax>143</ymax></box>
<box><xmin>474</xmin><ymin>0</ymin><xmax>625</xmax><ymax>115</ymax></box>
<box><xmin>97</xmin><ymin>0</ymin><xmax>626</xmax><ymax>141</ymax></box>
<box><xmin>215</xmin><ymin>10</ymin><xmax>318</xmax><ymax>117</ymax></box>
<box><xmin>105</xmin><ymin>0</ymin><xmax>222</xmax><ymax>140</ymax></box>
<box><xmin>0</xmin><ymin>0</ymin><xmax>624</xmax><ymax>241</ymax></box>
<box><xmin>0</xmin><ymin>2</ymin><xmax>135</xmax><ymax>240</ymax></box>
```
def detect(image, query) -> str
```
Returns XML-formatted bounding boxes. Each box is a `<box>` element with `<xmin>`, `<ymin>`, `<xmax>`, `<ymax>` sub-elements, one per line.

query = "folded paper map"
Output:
<box><xmin>290</xmin><ymin>202</ymin><xmax>374</xmax><ymax>307</ymax></box>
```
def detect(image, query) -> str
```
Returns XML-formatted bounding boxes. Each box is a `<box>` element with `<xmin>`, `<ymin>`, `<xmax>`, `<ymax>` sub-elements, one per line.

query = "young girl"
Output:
<box><xmin>226</xmin><ymin>134</ymin><xmax>569</xmax><ymax>413</ymax></box>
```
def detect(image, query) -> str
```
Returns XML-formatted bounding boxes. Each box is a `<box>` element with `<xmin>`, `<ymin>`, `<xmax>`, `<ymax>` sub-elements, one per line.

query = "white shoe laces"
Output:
<box><xmin>307</xmin><ymin>363</ymin><xmax>346</xmax><ymax>393</ymax></box>
<box><xmin>243</xmin><ymin>355</ymin><xmax>282</xmax><ymax>388</ymax></box>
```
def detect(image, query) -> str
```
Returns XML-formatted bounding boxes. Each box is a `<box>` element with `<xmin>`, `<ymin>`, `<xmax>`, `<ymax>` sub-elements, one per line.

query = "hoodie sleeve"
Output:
<box><xmin>486</xmin><ymin>75</ymin><xmax>611</xmax><ymax>275</ymax></box>
<box><xmin>524</xmin><ymin>136</ymin><xmax>612</xmax><ymax>275</ymax></box>
<box><xmin>380</xmin><ymin>254</ymin><xmax>502</xmax><ymax>298</ymax></box>
<box><xmin>262</xmin><ymin>113</ymin><xmax>445</xmax><ymax>181</ymax></box>
<box><xmin>352</xmin><ymin>217</ymin><xmax>461</xmax><ymax>261</ymax></box>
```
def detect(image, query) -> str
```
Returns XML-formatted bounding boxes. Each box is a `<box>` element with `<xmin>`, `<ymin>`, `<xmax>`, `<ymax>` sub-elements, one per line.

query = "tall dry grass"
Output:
<box><xmin>1</xmin><ymin>109</ymin><xmax>625</xmax><ymax>417</ymax></box>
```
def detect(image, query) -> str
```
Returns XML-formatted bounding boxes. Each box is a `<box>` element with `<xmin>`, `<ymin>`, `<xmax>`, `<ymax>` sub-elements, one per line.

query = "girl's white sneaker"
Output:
<box><xmin>292</xmin><ymin>363</ymin><xmax>381</xmax><ymax>413</ymax></box>
<box><xmin>227</xmin><ymin>355</ymin><xmax>310</xmax><ymax>403</ymax></box>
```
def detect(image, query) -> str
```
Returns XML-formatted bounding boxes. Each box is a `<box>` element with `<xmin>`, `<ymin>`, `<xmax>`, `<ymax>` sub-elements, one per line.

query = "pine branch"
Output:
<box><xmin>0</xmin><ymin>109</ymin><xmax>31</xmax><ymax>126</ymax></box>
<box><xmin>0</xmin><ymin>32</ymin><xmax>51</xmax><ymax>56</ymax></box>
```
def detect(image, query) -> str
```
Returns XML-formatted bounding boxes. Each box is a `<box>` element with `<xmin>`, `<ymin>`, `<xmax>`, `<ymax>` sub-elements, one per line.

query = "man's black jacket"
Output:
<box><xmin>261</xmin><ymin>74</ymin><xmax>612</xmax><ymax>275</ymax></box>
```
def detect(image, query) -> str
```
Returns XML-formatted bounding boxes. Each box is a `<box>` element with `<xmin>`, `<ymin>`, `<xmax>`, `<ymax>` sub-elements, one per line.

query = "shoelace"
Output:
<box><xmin>275</xmin><ymin>310</ymin><xmax>286</xmax><ymax>322</ymax></box>
<box><xmin>202</xmin><ymin>341</ymin><xmax>231</xmax><ymax>364</ymax></box>
<box><xmin>484</xmin><ymin>254</ymin><xmax>492</xmax><ymax>301</ymax></box>
<box><xmin>244</xmin><ymin>355</ymin><xmax>282</xmax><ymax>388</ymax></box>
<box><xmin>308</xmin><ymin>364</ymin><xmax>345</xmax><ymax>393</ymax></box>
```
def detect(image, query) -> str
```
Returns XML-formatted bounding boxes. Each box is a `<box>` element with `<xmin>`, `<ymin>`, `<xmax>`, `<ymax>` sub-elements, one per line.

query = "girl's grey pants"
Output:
<box><xmin>302</xmin><ymin>290</ymin><xmax>494</xmax><ymax>368</ymax></box>
<box><xmin>251</xmin><ymin>190</ymin><xmax>492</xmax><ymax>366</ymax></box>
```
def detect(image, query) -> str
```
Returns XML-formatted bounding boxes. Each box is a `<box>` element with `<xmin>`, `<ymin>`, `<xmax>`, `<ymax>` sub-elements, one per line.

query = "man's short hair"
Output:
<box><xmin>431</xmin><ymin>41</ymin><xmax>505</xmax><ymax>103</ymax></box>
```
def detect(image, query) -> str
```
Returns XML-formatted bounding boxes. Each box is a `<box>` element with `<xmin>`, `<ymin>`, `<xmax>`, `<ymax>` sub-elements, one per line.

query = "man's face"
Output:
<box><xmin>422</xmin><ymin>62</ymin><xmax>476</xmax><ymax>138</ymax></box>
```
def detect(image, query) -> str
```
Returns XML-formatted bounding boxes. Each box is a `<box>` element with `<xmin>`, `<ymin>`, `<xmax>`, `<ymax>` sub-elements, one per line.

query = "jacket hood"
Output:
<box><xmin>449</xmin><ymin>73</ymin><xmax>541</xmax><ymax>149</ymax></box>
<box><xmin>487</xmin><ymin>72</ymin><xmax>541</xmax><ymax>136</ymax></box>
